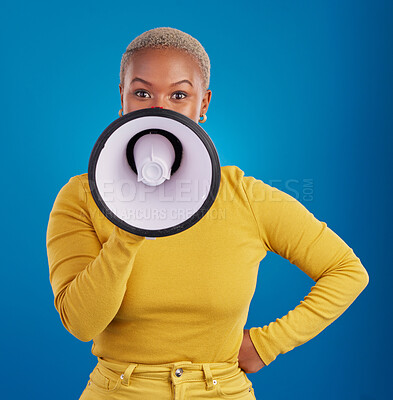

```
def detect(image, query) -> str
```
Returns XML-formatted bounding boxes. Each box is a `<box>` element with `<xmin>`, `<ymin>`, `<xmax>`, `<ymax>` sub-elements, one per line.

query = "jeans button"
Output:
<box><xmin>175</xmin><ymin>368</ymin><xmax>183</xmax><ymax>377</ymax></box>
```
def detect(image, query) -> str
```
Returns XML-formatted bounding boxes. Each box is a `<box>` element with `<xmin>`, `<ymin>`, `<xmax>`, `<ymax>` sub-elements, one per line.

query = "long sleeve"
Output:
<box><xmin>242</xmin><ymin>175</ymin><xmax>369</xmax><ymax>366</ymax></box>
<box><xmin>46</xmin><ymin>175</ymin><xmax>146</xmax><ymax>342</ymax></box>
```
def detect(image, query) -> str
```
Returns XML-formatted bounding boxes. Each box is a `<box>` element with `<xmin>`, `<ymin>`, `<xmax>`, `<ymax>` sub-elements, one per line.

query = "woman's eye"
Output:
<box><xmin>172</xmin><ymin>92</ymin><xmax>187</xmax><ymax>100</ymax></box>
<box><xmin>134</xmin><ymin>90</ymin><xmax>150</xmax><ymax>98</ymax></box>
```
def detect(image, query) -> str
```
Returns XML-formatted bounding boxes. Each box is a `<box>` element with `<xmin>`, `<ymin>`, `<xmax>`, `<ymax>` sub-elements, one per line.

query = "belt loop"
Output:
<box><xmin>120</xmin><ymin>363</ymin><xmax>137</xmax><ymax>387</ymax></box>
<box><xmin>202</xmin><ymin>364</ymin><xmax>214</xmax><ymax>391</ymax></box>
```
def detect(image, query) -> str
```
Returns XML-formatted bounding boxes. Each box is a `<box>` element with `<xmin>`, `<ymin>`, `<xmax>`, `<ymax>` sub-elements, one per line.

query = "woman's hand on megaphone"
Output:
<box><xmin>112</xmin><ymin>225</ymin><xmax>147</xmax><ymax>244</ymax></box>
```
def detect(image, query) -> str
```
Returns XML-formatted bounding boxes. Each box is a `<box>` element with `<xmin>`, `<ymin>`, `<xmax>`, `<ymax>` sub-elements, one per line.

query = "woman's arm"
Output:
<box><xmin>46</xmin><ymin>175</ymin><xmax>146</xmax><ymax>342</ymax></box>
<box><xmin>241</xmin><ymin>173</ymin><xmax>369</xmax><ymax>367</ymax></box>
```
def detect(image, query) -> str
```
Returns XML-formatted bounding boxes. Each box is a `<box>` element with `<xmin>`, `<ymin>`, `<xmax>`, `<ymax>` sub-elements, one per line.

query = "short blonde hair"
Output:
<box><xmin>120</xmin><ymin>27</ymin><xmax>210</xmax><ymax>92</ymax></box>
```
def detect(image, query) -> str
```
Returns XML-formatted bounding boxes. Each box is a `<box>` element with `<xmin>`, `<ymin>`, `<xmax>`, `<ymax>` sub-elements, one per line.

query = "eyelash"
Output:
<box><xmin>134</xmin><ymin>90</ymin><xmax>187</xmax><ymax>100</ymax></box>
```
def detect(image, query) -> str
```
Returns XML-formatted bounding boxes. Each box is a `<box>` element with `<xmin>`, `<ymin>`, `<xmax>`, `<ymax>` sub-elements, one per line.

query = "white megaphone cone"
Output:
<box><xmin>133</xmin><ymin>133</ymin><xmax>175</xmax><ymax>186</ymax></box>
<box><xmin>88</xmin><ymin>107</ymin><xmax>221</xmax><ymax>238</ymax></box>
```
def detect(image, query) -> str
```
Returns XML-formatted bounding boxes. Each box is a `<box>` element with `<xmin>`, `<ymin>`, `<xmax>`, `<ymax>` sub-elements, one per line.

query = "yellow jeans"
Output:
<box><xmin>79</xmin><ymin>357</ymin><xmax>257</xmax><ymax>399</ymax></box>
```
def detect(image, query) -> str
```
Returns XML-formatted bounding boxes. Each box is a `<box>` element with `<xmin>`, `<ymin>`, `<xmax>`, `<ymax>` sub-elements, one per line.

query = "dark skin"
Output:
<box><xmin>119</xmin><ymin>47</ymin><xmax>211</xmax><ymax>124</ymax></box>
<box><xmin>240</xmin><ymin>329</ymin><xmax>266</xmax><ymax>373</ymax></box>
<box><xmin>119</xmin><ymin>47</ymin><xmax>266</xmax><ymax>374</ymax></box>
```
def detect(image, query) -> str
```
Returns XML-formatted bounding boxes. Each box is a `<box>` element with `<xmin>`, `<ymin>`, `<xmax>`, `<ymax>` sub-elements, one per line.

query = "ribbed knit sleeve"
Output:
<box><xmin>46</xmin><ymin>175</ymin><xmax>146</xmax><ymax>342</ymax></box>
<box><xmin>241</xmin><ymin>174</ymin><xmax>369</xmax><ymax>366</ymax></box>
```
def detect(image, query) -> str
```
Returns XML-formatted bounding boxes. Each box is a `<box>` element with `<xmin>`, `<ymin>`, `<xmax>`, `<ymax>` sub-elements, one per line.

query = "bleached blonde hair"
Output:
<box><xmin>120</xmin><ymin>27</ymin><xmax>210</xmax><ymax>92</ymax></box>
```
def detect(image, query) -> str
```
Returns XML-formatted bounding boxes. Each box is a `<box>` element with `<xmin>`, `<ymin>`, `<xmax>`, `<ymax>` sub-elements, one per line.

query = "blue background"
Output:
<box><xmin>1</xmin><ymin>0</ymin><xmax>391</xmax><ymax>399</ymax></box>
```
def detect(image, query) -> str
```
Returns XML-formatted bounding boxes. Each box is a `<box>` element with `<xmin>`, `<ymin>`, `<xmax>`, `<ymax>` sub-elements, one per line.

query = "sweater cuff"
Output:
<box><xmin>249</xmin><ymin>327</ymin><xmax>277</xmax><ymax>366</ymax></box>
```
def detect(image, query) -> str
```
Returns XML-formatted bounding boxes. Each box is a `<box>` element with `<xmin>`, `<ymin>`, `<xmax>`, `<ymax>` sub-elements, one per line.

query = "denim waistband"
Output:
<box><xmin>96</xmin><ymin>357</ymin><xmax>242</xmax><ymax>389</ymax></box>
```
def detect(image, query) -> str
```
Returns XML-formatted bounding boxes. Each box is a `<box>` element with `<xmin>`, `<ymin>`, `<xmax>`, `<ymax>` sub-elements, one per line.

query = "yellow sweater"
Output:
<box><xmin>46</xmin><ymin>165</ymin><xmax>369</xmax><ymax>366</ymax></box>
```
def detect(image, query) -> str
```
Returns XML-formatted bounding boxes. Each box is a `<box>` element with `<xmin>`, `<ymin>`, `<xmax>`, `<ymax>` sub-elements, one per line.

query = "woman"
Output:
<box><xmin>46</xmin><ymin>27</ymin><xmax>369</xmax><ymax>400</ymax></box>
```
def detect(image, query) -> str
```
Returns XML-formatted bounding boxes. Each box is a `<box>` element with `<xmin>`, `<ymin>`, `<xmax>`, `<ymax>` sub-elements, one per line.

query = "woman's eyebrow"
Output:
<box><xmin>170</xmin><ymin>79</ymin><xmax>193</xmax><ymax>87</ymax></box>
<box><xmin>130</xmin><ymin>77</ymin><xmax>193</xmax><ymax>87</ymax></box>
<box><xmin>130</xmin><ymin>77</ymin><xmax>152</xmax><ymax>86</ymax></box>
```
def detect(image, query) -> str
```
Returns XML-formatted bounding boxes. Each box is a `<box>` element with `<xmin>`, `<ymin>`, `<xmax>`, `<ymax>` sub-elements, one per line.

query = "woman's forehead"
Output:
<box><xmin>124</xmin><ymin>48</ymin><xmax>202</xmax><ymax>85</ymax></box>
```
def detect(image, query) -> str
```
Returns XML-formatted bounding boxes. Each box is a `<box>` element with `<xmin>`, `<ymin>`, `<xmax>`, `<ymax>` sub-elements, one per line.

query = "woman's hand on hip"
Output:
<box><xmin>237</xmin><ymin>329</ymin><xmax>266</xmax><ymax>373</ymax></box>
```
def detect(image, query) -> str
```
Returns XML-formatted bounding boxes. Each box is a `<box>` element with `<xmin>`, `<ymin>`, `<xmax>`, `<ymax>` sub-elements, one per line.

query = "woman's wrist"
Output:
<box><xmin>111</xmin><ymin>225</ymin><xmax>147</xmax><ymax>244</ymax></box>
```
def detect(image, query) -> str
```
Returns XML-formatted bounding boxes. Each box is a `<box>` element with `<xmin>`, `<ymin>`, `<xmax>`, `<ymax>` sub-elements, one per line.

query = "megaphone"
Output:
<box><xmin>88</xmin><ymin>107</ymin><xmax>221</xmax><ymax>239</ymax></box>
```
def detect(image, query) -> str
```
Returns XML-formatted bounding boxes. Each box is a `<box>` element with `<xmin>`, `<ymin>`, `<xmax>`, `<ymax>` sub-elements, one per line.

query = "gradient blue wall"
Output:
<box><xmin>1</xmin><ymin>1</ymin><xmax>391</xmax><ymax>399</ymax></box>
